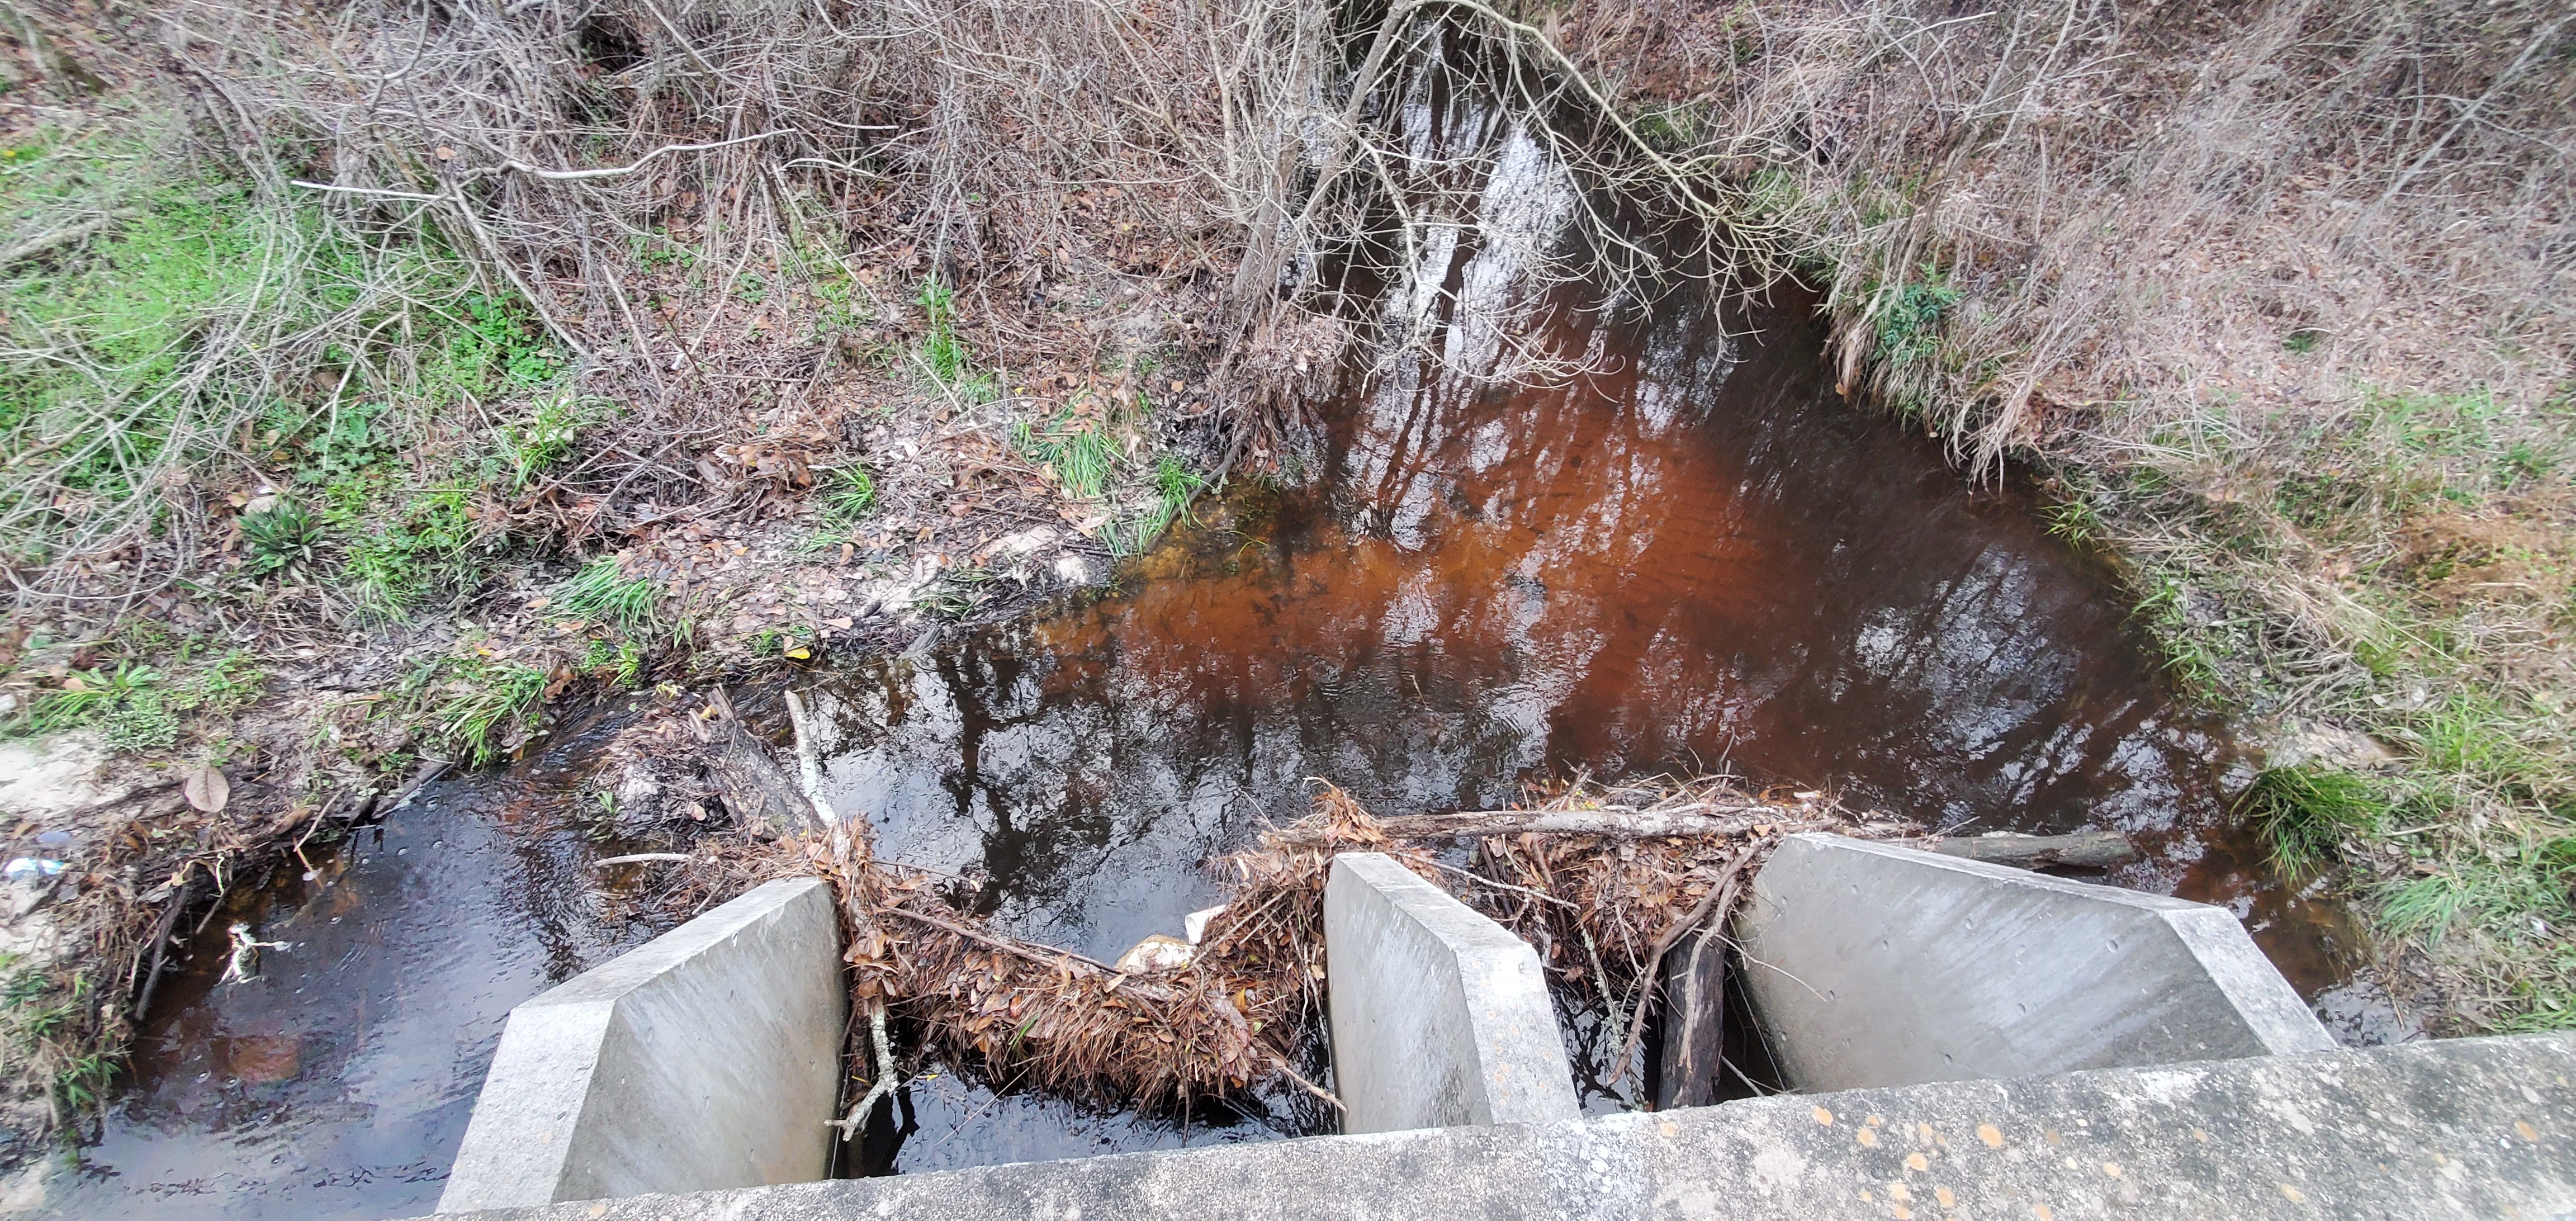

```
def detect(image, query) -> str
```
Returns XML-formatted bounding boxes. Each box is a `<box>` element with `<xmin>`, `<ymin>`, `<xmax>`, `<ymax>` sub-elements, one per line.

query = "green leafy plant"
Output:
<box><xmin>1873</xmin><ymin>267</ymin><xmax>1960</xmax><ymax>368</ymax></box>
<box><xmin>15</xmin><ymin>662</ymin><xmax>160</xmax><ymax>737</ymax></box>
<box><xmin>240</xmin><ymin>500</ymin><xmax>323</xmax><ymax>577</ymax></box>
<box><xmin>581</xmin><ymin>636</ymin><xmax>647</xmax><ymax>687</ymax></box>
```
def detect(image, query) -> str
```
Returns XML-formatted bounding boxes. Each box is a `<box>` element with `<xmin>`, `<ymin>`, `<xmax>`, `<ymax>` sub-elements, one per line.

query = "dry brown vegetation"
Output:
<box><xmin>1530</xmin><ymin>0</ymin><xmax>2576</xmax><ymax>1030</ymax></box>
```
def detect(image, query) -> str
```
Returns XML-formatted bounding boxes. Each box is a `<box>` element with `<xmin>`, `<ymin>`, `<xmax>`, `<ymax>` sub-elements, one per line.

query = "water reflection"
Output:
<box><xmin>812</xmin><ymin>282</ymin><xmax>2298</xmax><ymax>990</ymax></box>
<box><xmin>44</xmin><ymin>745</ymin><xmax>651</xmax><ymax>1220</ymax></box>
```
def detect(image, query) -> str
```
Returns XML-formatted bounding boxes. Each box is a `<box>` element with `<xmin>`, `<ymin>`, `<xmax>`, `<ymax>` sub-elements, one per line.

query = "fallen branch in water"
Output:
<box><xmin>592</xmin><ymin>853</ymin><xmax>695</xmax><ymax>868</ymax></box>
<box><xmin>1268</xmin><ymin>806</ymin><xmax>1832</xmax><ymax>843</ymax></box>
<box><xmin>1924</xmin><ymin>831</ymin><xmax>2137</xmax><ymax>869</ymax></box>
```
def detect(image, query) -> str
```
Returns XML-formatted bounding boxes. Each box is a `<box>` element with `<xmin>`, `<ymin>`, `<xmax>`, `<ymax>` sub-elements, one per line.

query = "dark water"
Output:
<box><xmin>40</xmin><ymin>735</ymin><xmax>663</xmax><ymax>1220</ymax></box>
<box><xmin>808</xmin><ymin>281</ymin><xmax>2395</xmax><ymax>1164</ymax></box>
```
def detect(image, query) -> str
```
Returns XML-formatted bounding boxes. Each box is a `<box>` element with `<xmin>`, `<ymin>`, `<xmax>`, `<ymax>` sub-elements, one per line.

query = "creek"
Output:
<box><xmin>42</xmin><ymin>148</ymin><xmax>2405</xmax><ymax>1221</ymax></box>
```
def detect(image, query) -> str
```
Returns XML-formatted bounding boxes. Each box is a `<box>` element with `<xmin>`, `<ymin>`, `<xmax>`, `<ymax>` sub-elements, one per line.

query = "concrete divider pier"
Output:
<box><xmin>437</xmin><ymin>876</ymin><xmax>846</xmax><ymax>1211</ymax></box>
<box><xmin>1323</xmin><ymin>851</ymin><xmax>1580</xmax><ymax>1133</ymax></box>
<box><xmin>1735</xmin><ymin>833</ymin><xmax>2334</xmax><ymax>1092</ymax></box>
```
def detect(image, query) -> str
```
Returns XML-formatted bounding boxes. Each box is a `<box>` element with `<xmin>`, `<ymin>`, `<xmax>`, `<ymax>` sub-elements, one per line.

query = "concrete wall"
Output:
<box><xmin>438</xmin><ymin>876</ymin><xmax>846</xmax><ymax>1212</ymax></box>
<box><xmin>1735</xmin><ymin>833</ymin><xmax>2333</xmax><ymax>1092</ymax></box>
<box><xmin>1323</xmin><ymin>851</ymin><xmax>1579</xmax><ymax>1133</ymax></box>
<box><xmin>436</xmin><ymin>1032</ymin><xmax>2576</xmax><ymax>1220</ymax></box>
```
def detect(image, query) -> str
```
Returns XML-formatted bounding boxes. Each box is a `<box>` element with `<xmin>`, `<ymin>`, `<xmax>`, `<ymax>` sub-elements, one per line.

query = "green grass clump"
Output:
<box><xmin>550</xmin><ymin>557</ymin><xmax>662</xmax><ymax>638</ymax></box>
<box><xmin>2043</xmin><ymin>492</ymin><xmax>2105</xmax><ymax>548</ymax></box>
<box><xmin>917</xmin><ymin>279</ymin><xmax>967</xmax><ymax>383</ymax></box>
<box><xmin>502</xmin><ymin>393</ymin><xmax>592</xmax><ymax>491</ymax></box>
<box><xmin>1104</xmin><ymin>453</ymin><xmax>1206</xmax><ymax>557</ymax></box>
<box><xmin>1015</xmin><ymin>414</ymin><xmax>1120</xmax><ymax>500</ymax></box>
<box><xmin>2236</xmin><ymin>765</ymin><xmax>2389</xmax><ymax>878</ymax></box>
<box><xmin>407</xmin><ymin>651</ymin><xmax>550</xmax><ymax>768</ymax></box>
<box><xmin>822</xmin><ymin>463</ymin><xmax>878</xmax><ymax>522</ymax></box>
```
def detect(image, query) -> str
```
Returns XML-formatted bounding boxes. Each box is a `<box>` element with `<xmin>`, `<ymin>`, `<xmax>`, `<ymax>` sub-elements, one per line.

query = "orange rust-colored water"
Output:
<box><xmin>818</xmin><ymin>285</ymin><xmax>2397</xmax><ymax>1162</ymax></box>
<box><xmin>826</xmin><ymin>288</ymin><xmax>2324</xmax><ymax>954</ymax></box>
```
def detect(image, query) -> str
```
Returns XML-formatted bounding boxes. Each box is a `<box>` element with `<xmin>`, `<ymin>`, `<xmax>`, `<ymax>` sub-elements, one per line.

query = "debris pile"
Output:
<box><xmin>797</xmin><ymin>774</ymin><xmax>1912</xmax><ymax>1120</ymax></box>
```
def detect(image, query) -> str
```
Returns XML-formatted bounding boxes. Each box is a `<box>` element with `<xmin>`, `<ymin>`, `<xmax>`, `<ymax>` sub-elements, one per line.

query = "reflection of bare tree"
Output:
<box><xmin>817</xmin><ymin>152</ymin><xmax>2225</xmax><ymax>969</ymax></box>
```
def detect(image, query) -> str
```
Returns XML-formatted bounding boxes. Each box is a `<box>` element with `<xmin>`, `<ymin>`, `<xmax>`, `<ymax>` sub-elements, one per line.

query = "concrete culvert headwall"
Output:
<box><xmin>437</xmin><ymin>876</ymin><xmax>846</xmax><ymax>1211</ymax></box>
<box><xmin>1734</xmin><ymin>833</ymin><xmax>2334</xmax><ymax>1092</ymax></box>
<box><xmin>1322</xmin><ymin>851</ymin><xmax>1580</xmax><ymax>1133</ymax></box>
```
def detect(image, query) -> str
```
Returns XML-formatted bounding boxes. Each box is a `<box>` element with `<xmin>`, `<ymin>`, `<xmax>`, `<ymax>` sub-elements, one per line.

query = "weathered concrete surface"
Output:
<box><xmin>437</xmin><ymin>876</ymin><xmax>845</xmax><ymax>1212</ymax></box>
<box><xmin>437</xmin><ymin>1033</ymin><xmax>2576</xmax><ymax>1220</ymax></box>
<box><xmin>1737</xmin><ymin>833</ymin><xmax>2333</xmax><ymax>1091</ymax></box>
<box><xmin>1323</xmin><ymin>851</ymin><xmax>1580</xmax><ymax>1133</ymax></box>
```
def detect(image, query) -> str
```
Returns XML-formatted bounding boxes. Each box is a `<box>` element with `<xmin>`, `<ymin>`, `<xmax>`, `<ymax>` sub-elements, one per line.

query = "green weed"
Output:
<box><xmin>915</xmin><ymin>565</ymin><xmax>995</xmax><ymax>621</ymax></box>
<box><xmin>8</xmin><ymin>647</ymin><xmax>257</xmax><ymax>753</ymax></box>
<box><xmin>503</xmin><ymin>393</ymin><xmax>592</xmax><ymax>491</ymax></box>
<box><xmin>2130</xmin><ymin>573</ymin><xmax>2222</xmax><ymax>695</ymax></box>
<box><xmin>1015</xmin><ymin>414</ymin><xmax>1120</xmax><ymax>500</ymax></box>
<box><xmin>822</xmin><ymin>463</ymin><xmax>878</xmax><ymax>522</ymax></box>
<box><xmin>240</xmin><ymin>501</ymin><xmax>323</xmax><ymax>578</ymax></box>
<box><xmin>336</xmin><ymin>482</ymin><xmax>486</xmax><ymax>617</ymax></box>
<box><xmin>1154</xmin><ymin>453</ymin><xmax>1204</xmax><ymax>526</ymax></box>
<box><xmin>581</xmin><ymin>636</ymin><xmax>647</xmax><ymax>687</ymax></box>
<box><xmin>17</xmin><ymin>662</ymin><xmax>160</xmax><ymax>737</ymax></box>
<box><xmin>1872</xmin><ymin>267</ymin><xmax>1959</xmax><ymax>370</ymax></box>
<box><xmin>2043</xmin><ymin>494</ymin><xmax>2105</xmax><ymax>548</ymax></box>
<box><xmin>634</xmin><ymin>228</ymin><xmax>695</xmax><ymax>271</ymax></box>
<box><xmin>1104</xmin><ymin>454</ymin><xmax>1206</xmax><ymax>557</ymax></box>
<box><xmin>408</xmin><ymin>651</ymin><xmax>550</xmax><ymax>768</ymax></box>
<box><xmin>917</xmin><ymin>279</ymin><xmax>968</xmax><ymax>384</ymax></box>
<box><xmin>2236</xmin><ymin>765</ymin><xmax>2389</xmax><ymax>877</ymax></box>
<box><xmin>550</xmin><ymin>557</ymin><xmax>662</xmax><ymax>638</ymax></box>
